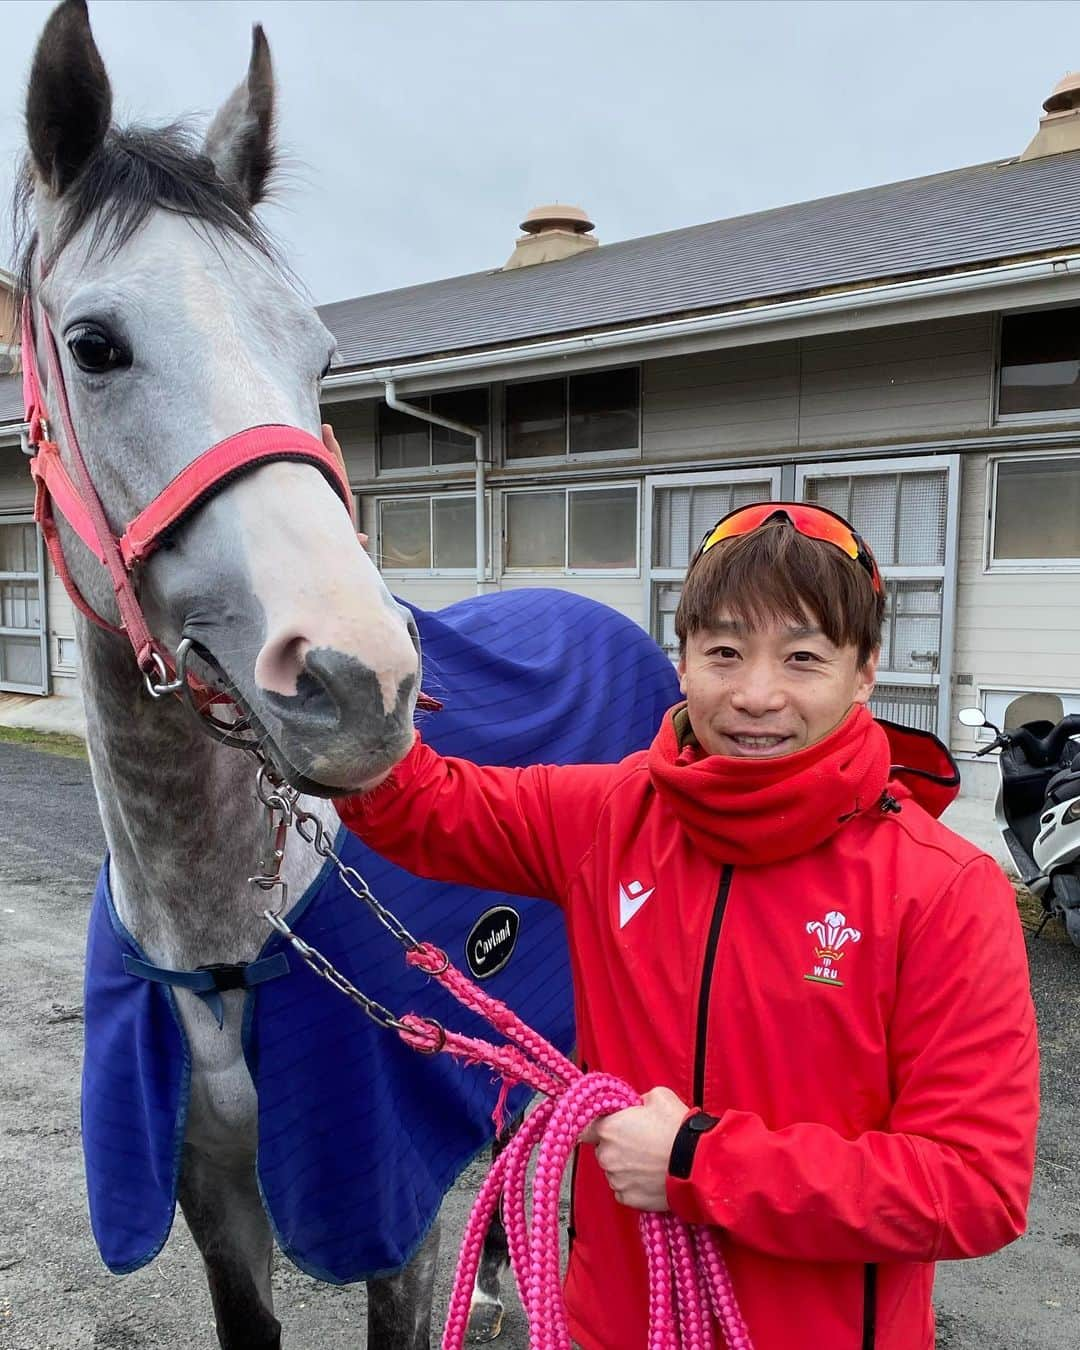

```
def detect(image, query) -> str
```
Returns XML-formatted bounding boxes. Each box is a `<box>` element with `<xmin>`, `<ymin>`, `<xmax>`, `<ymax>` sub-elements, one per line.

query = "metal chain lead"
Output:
<box><xmin>244</xmin><ymin>747</ymin><xmax>426</xmax><ymax>1034</ymax></box>
<box><xmin>171</xmin><ymin>654</ymin><xmax>426</xmax><ymax>1037</ymax></box>
<box><xmin>262</xmin><ymin>909</ymin><xmax>411</xmax><ymax>1033</ymax></box>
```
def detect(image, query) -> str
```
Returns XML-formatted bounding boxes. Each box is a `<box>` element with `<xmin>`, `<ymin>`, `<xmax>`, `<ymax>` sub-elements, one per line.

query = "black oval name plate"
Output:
<box><xmin>466</xmin><ymin>905</ymin><xmax>521</xmax><ymax>980</ymax></box>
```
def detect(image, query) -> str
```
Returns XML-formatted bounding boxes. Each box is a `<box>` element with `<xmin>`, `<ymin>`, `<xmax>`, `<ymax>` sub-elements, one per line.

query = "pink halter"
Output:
<box><xmin>20</xmin><ymin>293</ymin><xmax>352</xmax><ymax>685</ymax></box>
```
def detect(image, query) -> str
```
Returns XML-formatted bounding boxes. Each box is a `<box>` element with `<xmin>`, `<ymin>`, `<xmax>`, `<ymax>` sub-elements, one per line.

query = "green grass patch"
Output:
<box><xmin>0</xmin><ymin>724</ymin><xmax>88</xmax><ymax>760</ymax></box>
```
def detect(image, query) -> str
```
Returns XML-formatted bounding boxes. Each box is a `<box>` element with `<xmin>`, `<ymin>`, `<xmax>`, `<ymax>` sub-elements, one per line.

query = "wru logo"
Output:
<box><xmin>804</xmin><ymin>910</ymin><xmax>862</xmax><ymax>989</ymax></box>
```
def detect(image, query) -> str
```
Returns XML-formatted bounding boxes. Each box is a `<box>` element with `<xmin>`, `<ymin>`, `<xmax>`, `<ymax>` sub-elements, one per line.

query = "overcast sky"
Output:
<box><xmin>3</xmin><ymin>0</ymin><xmax>1080</xmax><ymax>306</ymax></box>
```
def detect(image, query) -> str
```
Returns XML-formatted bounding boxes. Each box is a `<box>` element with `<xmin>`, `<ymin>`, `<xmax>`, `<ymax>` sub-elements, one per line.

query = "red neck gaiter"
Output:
<box><xmin>647</xmin><ymin>703</ymin><xmax>891</xmax><ymax>867</ymax></box>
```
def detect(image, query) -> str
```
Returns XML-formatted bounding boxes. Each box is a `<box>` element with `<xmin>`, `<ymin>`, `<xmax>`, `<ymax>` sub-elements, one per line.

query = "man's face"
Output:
<box><xmin>678</xmin><ymin>610</ymin><xmax>878</xmax><ymax>759</ymax></box>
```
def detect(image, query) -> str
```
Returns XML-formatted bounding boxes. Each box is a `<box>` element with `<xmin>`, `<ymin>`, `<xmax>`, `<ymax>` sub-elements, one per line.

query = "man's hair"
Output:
<box><xmin>675</xmin><ymin>519</ymin><xmax>885</xmax><ymax>666</ymax></box>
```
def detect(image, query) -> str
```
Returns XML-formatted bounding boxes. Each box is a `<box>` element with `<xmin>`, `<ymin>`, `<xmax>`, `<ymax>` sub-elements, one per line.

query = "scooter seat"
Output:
<box><xmin>1045</xmin><ymin>767</ymin><xmax>1080</xmax><ymax>805</ymax></box>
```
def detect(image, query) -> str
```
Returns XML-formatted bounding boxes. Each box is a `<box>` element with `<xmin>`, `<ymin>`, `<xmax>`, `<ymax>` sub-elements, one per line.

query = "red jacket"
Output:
<box><xmin>338</xmin><ymin>705</ymin><xmax>1038</xmax><ymax>1350</ymax></box>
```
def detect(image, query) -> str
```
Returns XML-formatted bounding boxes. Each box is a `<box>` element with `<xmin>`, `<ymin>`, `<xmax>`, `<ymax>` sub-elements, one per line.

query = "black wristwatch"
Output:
<box><xmin>668</xmin><ymin>1110</ymin><xmax>720</xmax><ymax>1180</ymax></box>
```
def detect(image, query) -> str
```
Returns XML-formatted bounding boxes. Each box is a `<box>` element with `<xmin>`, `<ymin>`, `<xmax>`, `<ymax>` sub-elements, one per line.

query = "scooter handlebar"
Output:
<box><xmin>1007</xmin><ymin>714</ymin><xmax>1080</xmax><ymax>767</ymax></box>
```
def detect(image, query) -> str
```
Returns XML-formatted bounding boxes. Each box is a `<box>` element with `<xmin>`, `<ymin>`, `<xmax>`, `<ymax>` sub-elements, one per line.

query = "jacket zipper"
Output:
<box><xmin>862</xmin><ymin>1264</ymin><xmax>877</xmax><ymax>1349</ymax></box>
<box><xmin>568</xmin><ymin>1058</ymin><xmax>588</xmax><ymax>1252</ymax></box>
<box><xmin>692</xmin><ymin>865</ymin><xmax>733</xmax><ymax>1106</ymax></box>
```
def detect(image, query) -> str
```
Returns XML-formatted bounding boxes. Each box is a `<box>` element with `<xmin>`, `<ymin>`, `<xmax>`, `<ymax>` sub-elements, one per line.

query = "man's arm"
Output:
<box><xmin>592</xmin><ymin>855</ymin><xmax>1038</xmax><ymax>1263</ymax></box>
<box><xmin>337</xmin><ymin>734</ymin><xmax>619</xmax><ymax>904</ymax></box>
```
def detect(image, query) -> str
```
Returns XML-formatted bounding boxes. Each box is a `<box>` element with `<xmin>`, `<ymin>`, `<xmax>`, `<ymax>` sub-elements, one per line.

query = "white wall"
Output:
<box><xmin>798</xmin><ymin>316</ymin><xmax>993</xmax><ymax>447</ymax></box>
<box><xmin>643</xmin><ymin>342</ymin><xmax>799</xmax><ymax>460</ymax></box>
<box><xmin>642</xmin><ymin>316</ymin><xmax>994</xmax><ymax>462</ymax></box>
<box><xmin>953</xmin><ymin>448</ymin><xmax>1080</xmax><ymax>754</ymax></box>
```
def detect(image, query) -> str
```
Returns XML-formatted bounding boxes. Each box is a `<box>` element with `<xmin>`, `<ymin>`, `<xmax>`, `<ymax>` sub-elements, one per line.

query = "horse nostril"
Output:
<box><xmin>255</xmin><ymin>630</ymin><xmax>313</xmax><ymax>697</ymax></box>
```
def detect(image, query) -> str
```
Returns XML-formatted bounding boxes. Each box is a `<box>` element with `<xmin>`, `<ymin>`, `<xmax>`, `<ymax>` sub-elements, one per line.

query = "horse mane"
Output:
<box><xmin>12</xmin><ymin>121</ymin><xmax>280</xmax><ymax>307</ymax></box>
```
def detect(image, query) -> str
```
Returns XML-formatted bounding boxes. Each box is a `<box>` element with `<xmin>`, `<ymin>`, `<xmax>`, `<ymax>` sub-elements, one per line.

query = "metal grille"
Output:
<box><xmin>652</xmin><ymin>583</ymin><xmax>684</xmax><ymax>660</ymax></box>
<box><xmin>653</xmin><ymin>479</ymin><xmax>774</xmax><ymax>569</ymax></box>
<box><xmin>0</xmin><ymin>523</ymin><xmax>37</xmax><ymax>573</ymax></box>
<box><xmin>880</xmin><ymin>580</ymin><xmax>943</xmax><ymax>675</ymax></box>
<box><xmin>804</xmin><ymin>471</ymin><xmax>947</xmax><ymax>568</ymax></box>
<box><xmin>0</xmin><ymin>520</ymin><xmax>47</xmax><ymax>694</ymax></box>
<box><xmin>0</xmin><ymin>580</ymin><xmax>40</xmax><ymax>631</ymax></box>
<box><xmin>870</xmin><ymin>683</ymin><xmax>939</xmax><ymax>732</ymax></box>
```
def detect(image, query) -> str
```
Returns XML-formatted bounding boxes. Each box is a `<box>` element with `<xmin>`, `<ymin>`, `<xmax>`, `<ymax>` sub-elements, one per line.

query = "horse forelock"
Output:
<box><xmin>12</xmin><ymin>121</ymin><xmax>283</xmax><ymax>308</ymax></box>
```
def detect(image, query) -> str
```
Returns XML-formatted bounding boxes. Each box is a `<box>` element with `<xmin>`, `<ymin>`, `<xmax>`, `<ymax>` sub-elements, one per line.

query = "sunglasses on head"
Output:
<box><xmin>691</xmin><ymin>502</ymin><xmax>883</xmax><ymax>595</ymax></box>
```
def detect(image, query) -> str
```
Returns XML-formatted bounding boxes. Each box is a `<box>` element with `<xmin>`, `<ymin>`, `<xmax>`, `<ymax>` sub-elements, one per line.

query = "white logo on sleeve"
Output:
<box><xmin>618</xmin><ymin>879</ymin><xmax>655</xmax><ymax>928</ymax></box>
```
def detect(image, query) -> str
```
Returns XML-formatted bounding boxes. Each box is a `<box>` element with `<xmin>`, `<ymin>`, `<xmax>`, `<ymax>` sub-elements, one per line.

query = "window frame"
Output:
<box><xmin>374</xmin><ymin>491</ymin><xmax>494</xmax><ymax>579</ymax></box>
<box><xmin>642</xmin><ymin>467</ymin><xmax>783</xmax><ymax>662</ymax></box>
<box><xmin>985</xmin><ymin>450</ymin><xmax>1080</xmax><ymax>573</ymax></box>
<box><xmin>375</xmin><ymin>388</ymin><xmax>491</xmax><ymax>477</ymax></box>
<box><xmin>967</xmin><ymin>685</ymin><xmax>1080</xmax><ymax>745</ymax></box>
<box><xmin>503</xmin><ymin>366</ymin><xmax>643</xmax><ymax>466</ymax></box>
<box><xmin>501</xmin><ymin>481</ymin><xmax>641</xmax><ymax>577</ymax></box>
<box><xmin>994</xmin><ymin>307</ymin><xmax>1080</xmax><ymax>427</ymax></box>
<box><xmin>0</xmin><ymin>513</ymin><xmax>50</xmax><ymax>696</ymax></box>
<box><xmin>55</xmin><ymin>634</ymin><xmax>79</xmax><ymax>674</ymax></box>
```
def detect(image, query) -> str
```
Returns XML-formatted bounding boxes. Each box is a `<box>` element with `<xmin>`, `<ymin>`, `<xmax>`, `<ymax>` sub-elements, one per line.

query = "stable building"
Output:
<box><xmin>4</xmin><ymin>75</ymin><xmax>1080</xmax><ymax>794</ymax></box>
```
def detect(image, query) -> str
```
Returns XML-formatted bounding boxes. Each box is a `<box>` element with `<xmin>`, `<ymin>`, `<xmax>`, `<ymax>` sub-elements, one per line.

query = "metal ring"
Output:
<box><xmin>143</xmin><ymin>650</ymin><xmax>184</xmax><ymax>699</ymax></box>
<box><xmin>404</xmin><ymin>1017</ymin><xmax>446</xmax><ymax>1054</ymax></box>
<box><xmin>415</xmin><ymin>945</ymin><xmax>450</xmax><ymax>976</ymax></box>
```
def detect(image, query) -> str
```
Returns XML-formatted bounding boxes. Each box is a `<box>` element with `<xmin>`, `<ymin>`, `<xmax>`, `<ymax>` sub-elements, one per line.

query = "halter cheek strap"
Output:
<box><xmin>20</xmin><ymin>294</ymin><xmax>352</xmax><ymax>678</ymax></box>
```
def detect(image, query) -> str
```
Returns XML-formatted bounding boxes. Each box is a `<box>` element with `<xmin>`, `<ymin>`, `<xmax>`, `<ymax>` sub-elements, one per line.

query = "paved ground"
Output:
<box><xmin>0</xmin><ymin>741</ymin><xmax>1077</xmax><ymax>1348</ymax></box>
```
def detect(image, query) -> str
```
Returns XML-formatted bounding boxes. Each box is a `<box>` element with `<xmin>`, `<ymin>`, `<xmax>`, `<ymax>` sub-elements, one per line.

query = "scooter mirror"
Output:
<box><xmin>957</xmin><ymin>707</ymin><xmax>987</xmax><ymax>728</ymax></box>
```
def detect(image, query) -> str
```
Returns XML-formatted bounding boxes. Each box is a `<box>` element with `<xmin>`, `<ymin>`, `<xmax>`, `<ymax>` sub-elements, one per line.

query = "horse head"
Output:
<box><xmin>18</xmin><ymin>0</ymin><xmax>419</xmax><ymax>795</ymax></box>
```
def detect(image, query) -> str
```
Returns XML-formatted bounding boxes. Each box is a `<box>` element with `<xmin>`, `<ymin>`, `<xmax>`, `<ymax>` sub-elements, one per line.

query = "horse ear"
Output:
<box><xmin>204</xmin><ymin>24</ymin><xmax>276</xmax><ymax>207</ymax></box>
<box><xmin>25</xmin><ymin>0</ymin><xmax>112</xmax><ymax>196</ymax></box>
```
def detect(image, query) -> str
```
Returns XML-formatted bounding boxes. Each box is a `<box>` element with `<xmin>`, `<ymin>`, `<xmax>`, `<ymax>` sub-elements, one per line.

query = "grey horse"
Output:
<box><xmin>16</xmin><ymin>1</ymin><xmax>510</xmax><ymax>1345</ymax></box>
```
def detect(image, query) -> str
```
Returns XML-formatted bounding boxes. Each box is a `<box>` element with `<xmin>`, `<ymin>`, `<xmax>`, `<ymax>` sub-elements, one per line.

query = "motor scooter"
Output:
<box><xmin>958</xmin><ymin>706</ymin><xmax>1080</xmax><ymax>947</ymax></box>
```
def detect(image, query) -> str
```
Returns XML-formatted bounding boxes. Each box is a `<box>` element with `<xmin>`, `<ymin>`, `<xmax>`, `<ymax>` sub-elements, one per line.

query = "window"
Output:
<box><xmin>646</xmin><ymin>471</ymin><xmax>781</xmax><ymax>659</ymax></box>
<box><xmin>804</xmin><ymin>471</ymin><xmax>947</xmax><ymax>568</ymax></box>
<box><xmin>378</xmin><ymin>494</ymin><xmax>480</xmax><ymax>572</ymax></box>
<box><xmin>506</xmin><ymin>368</ymin><xmax>640</xmax><ymax>460</ymax></box>
<box><xmin>505</xmin><ymin>486</ymin><xmax>638</xmax><ymax>571</ymax></box>
<box><xmin>0</xmin><ymin>518</ymin><xmax>48</xmax><ymax>694</ymax></box>
<box><xmin>877</xmin><ymin>580</ymin><xmax>944</xmax><ymax>675</ymax></box>
<box><xmin>999</xmin><ymin>308</ymin><xmax>1080</xmax><ymax>417</ymax></box>
<box><xmin>797</xmin><ymin>456</ymin><xmax>959</xmax><ymax>742</ymax></box>
<box><xmin>991</xmin><ymin>455</ymin><xmax>1080</xmax><ymax>564</ymax></box>
<box><xmin>377</xmin><ymin>388</ymin><xmax>488</xmax><ymax>471</ymax></box>
<box><xmin>56</xmin><ymin>636</ymin><xmax>79</xmax><ymax>672</ymax></box>
<box><xmin>982</xmin><ymin>689</ymin><xmax>1080</xmax><ymax>734</ymax></box>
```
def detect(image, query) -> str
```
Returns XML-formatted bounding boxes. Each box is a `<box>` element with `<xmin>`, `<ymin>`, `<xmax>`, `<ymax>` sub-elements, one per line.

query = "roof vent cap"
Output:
<box><xmin>1043</xmin><ymin>71</ymin><xmax>1080</xmax><ymax>115</ymax></box>
<box><xmin>1022</xmin><ymin>72</ymin><xmax>1080</xmax><ymax>160</ymax></box>
<box><xmin>519</xmin><ymin>204</ymin><xmax>596</xmax><ymax>235</ymax></box>
<box><xmin>503</xmin><ymin>202</ymin><xmax>599</xmax><ymax>270</ymax></box>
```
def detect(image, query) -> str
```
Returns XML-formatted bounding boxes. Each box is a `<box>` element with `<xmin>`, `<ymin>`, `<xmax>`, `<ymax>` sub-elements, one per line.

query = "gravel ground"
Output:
<box><xmin>1</xmin><ymin>741</ymin><xmax>1078</xmax><ymax>1348</ymax></box>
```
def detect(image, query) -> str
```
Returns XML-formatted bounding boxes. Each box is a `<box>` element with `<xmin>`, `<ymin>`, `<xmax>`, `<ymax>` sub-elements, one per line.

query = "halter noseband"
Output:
<box><xmin>20</xmin><ymin>293</ymin><xmax>353</xmax><ymax>690</ymax></box>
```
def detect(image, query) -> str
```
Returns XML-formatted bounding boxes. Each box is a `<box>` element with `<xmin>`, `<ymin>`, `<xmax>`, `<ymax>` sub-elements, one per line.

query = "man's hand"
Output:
<box><xmin>321</xmin><ymin>422</ymin><xmax>365</xmax><ymax>539</ymax></box>
<box><xmin>580</xmin><ymin>1087</ymin><xmax>690</xmax><ymax>1211</ymax></box>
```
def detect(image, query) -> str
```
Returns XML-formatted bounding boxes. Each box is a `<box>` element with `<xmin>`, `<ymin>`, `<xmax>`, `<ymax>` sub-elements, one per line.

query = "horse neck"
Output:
<box><xmin>79</xmin><ymin>619</ymin><xmax>331</xmax><ymax>969</ymax></box>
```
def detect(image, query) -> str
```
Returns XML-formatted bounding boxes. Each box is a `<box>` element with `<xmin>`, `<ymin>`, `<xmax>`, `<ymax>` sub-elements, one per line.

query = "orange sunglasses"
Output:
<box><xmin>692</xmin><ymin>501</ymin><xmax>883</xmax><ymax>595</ymax></box>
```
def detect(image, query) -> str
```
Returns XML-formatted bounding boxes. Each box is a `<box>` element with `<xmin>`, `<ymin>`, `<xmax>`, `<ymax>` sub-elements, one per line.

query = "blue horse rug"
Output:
<box><xmin>81</xmin><ymin>588</ymin><xmax>679</xmax><ymax>1282</ymax></box>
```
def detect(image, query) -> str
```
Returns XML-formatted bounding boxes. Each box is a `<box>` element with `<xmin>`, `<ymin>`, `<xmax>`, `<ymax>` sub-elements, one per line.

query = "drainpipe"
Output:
<box><xmin>382</xmin><ymin>380</ymin><xmax>487</xmax><ymax>595</ymax></box>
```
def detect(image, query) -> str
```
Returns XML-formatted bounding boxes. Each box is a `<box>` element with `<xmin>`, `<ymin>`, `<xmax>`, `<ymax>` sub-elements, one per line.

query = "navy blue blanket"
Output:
<box><xmin>81</xmin><ymin>588</ymin><xmax>679</xmax><ymax>1281</ymax></box>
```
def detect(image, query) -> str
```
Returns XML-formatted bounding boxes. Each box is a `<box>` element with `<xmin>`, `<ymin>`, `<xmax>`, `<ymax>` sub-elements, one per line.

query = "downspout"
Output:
<box><xmin>382</xmin><ymin>380</ymin><xmax>487</xmax><ymax>595</ymax></box>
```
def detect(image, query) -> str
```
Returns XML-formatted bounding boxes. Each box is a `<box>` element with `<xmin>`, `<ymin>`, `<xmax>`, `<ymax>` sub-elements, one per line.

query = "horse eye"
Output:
<box><xmin>320</xmin><ymin>356</ymin><xmax>334</xmax><ymax>381</ymax></box>
<box><xmin>67</xmin><ymin>327</ymin><xmax>130</xmax><ymax>374</ymax></box>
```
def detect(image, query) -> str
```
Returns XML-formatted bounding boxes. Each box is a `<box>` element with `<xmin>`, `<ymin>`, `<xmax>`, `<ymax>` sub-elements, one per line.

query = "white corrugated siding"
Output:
<box><xmin>953</xmin><ymin>448</ymin><xmax>1080</xmax><ymax>754</ymax></box>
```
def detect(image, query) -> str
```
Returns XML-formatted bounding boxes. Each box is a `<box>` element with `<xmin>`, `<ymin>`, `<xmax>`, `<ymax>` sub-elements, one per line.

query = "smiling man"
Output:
<box><xmin>337</xmin><ymin>502</ymin><xmax>1038</xmax><ymax>1350</ymax></box>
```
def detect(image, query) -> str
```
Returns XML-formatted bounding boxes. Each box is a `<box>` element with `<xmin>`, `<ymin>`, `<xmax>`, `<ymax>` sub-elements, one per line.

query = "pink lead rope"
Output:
<box><xmin>400</xmin><ymin>944</ymin><xmax>754</xmax><ymax>1350</ymax></box>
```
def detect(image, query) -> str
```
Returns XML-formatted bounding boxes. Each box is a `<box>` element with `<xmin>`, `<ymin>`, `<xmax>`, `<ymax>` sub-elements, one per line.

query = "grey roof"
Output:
<box><xmin>4</xmin><ymin>149</ymin><xmax>1080</xmax><ymax>427</ymax></box>
<box><xmin>321</xmin><ymin>151</ymin><xmax>1080</xmax><ymax>369</ymax></box>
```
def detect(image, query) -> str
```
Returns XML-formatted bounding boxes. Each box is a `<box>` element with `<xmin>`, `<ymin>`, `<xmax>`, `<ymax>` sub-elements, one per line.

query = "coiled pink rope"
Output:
<box><xmin>399</xmin><ymin>944</ymin><xmax>754</xmax><ymax>1349</ymax></box>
